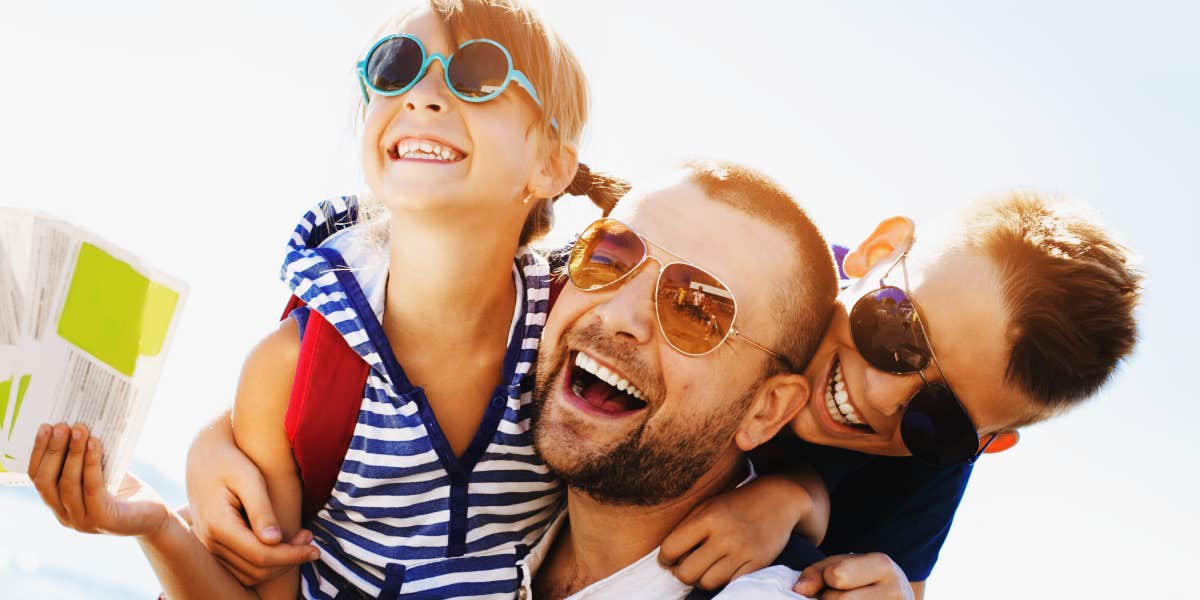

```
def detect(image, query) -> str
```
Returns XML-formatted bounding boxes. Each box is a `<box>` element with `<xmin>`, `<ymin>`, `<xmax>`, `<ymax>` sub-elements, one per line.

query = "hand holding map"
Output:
<box><xmin>0</xmin><ymin>208</ymin><xmax>187</xmax><ymax>489</ymax></box>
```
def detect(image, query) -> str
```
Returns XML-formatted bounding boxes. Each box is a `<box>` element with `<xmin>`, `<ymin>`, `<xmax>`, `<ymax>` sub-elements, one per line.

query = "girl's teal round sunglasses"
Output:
<box><xmin>356</xmin><ymin>34</ymin><xmax>556</xmax><ymax>129</ymax></box>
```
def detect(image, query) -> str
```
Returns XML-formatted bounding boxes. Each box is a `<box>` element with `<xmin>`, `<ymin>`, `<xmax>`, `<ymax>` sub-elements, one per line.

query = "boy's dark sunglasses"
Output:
<box><xmin>848</xmin><ymin>253</ymin><xmax>997</xmax><ymax>466</ymax></box>
<box><xmin>568</xmin><ymin>218</ymin><xmax>791</xmax><ymax>366</ymax></box>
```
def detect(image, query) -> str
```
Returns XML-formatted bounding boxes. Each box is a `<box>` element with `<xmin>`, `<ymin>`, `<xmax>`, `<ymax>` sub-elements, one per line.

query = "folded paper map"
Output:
<box><xmin>0</xmin><ymin>208</ymin><xmax>187</xmax><ymax>489</ymax></box>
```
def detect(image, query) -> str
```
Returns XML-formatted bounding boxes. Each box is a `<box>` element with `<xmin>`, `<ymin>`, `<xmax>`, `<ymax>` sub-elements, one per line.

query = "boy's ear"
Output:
<box><xmin>982</xmin><ymin>430</ymin><xmax>1019</xmax><ymax>454</ymax></box>
<box><xmin>735</xmin><ymin>374</ymin><xmax>810</xmax><ymax>452</ymax></box>
<box><xmin>843</xmin><ymin>216</ymin><xmax>916</xmax><ymax>278</ymax></box>
<box><xmin>529</xmin><ymin>143</ymin><xmax>578</xmax><ymax>199</ymax></box>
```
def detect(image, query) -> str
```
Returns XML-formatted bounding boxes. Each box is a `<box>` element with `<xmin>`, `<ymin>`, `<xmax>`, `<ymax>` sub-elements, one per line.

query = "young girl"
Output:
<box><xmin>30</xmin><ymin>1</ymin><xmax>827</xmax><ymax>598</ymax></box>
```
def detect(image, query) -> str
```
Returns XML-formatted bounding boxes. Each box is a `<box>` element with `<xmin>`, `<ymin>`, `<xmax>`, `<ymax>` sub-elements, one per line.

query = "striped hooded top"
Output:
<box><xmin>280</xmin><ymin>196</ymin><xmax>563</xmax><ymax>599</ymax></box>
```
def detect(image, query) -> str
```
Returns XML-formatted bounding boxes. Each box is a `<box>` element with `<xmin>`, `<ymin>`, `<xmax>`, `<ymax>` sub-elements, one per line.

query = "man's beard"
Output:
<box><xmin>532</xmin><ymin>323</ymin><xmax>756</xmax><ymax>506</ymax></box>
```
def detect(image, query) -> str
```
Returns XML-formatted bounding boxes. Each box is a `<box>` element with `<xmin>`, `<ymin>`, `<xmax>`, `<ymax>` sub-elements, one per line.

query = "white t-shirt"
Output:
<box><xmin>515</xmin><ymin>462</ymin><xmax>814</xmax><ymax>600</ymax></box>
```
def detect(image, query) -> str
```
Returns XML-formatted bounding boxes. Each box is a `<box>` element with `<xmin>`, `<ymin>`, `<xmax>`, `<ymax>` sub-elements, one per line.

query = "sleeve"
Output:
<box><xmin>818</xmin><ymin>457</ymin><xmax>973</xmax><ymax>581</ymax></box>
<box><xmin>712</xmin><ymin>566</ymin><xmax>813</xmax><ymax>599</ymax></box>
<box><xmin>289</xmin><ymin>305</ymin><xmax>311</xmax><ymax>341</ymax></box>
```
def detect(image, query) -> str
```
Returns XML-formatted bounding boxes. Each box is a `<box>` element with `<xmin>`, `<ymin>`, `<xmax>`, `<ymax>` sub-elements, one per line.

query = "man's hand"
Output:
<box><xmin>793</xmin><ymin>553</ymin><xmax>913</xmax><ymax>600</ymax></box>
<box><xmin>29</xmin><ymin>423</ymin><xmax>170</xmax><ymax>537</ymax></box>
<box><xmin>185</xmin><ymin>412</ymin><xmax>317</xmax><ymax>586</ymax></box>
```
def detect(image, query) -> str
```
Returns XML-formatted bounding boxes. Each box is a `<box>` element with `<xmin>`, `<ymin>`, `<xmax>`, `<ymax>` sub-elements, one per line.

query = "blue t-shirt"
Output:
<box><xmin>785</xmin><ymin>440</ymin><xmax>972</xmax><ymax>582</ymax></box>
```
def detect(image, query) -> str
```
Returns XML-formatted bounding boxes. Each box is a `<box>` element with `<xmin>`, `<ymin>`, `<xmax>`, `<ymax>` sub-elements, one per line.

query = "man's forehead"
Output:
<box><xmin>610</xmin><ymin>178</ymin><xmax>794</xmax><ymax>316</ymax></box>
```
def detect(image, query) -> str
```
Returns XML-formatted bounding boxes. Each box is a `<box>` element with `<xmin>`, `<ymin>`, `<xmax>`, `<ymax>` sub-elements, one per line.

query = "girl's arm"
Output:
<box><xmin>228</xmin><ymin>317</ymin><xmax>307</xmax><ymax>600</ymax></box>
<box><xmin>187</xmin><ymin>409</ymin><xmax>317</xmax><ymax>586</ymax></box>
<box><xmin>658</xmin><ymin>465</ymin><xmax>830</xmax><ymax>591</ymax></box>
<box><xmin>28</xmin><ymin>424</ymin><xmax>262</xmax><ymax>599</ymax></box>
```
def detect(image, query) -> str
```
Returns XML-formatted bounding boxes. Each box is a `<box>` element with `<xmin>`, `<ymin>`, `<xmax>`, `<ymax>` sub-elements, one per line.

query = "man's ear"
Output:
<box><xmin>528</xmin><ymin>143</ymin><xmax>578</xmax><ymax>200</ymax></box>
<box><xmin>735</xmin><ymin>374</ymin><xmax>810</xmax><ymax>452</ymax></box>
<box><xmin>842</xmin><ymin>216</ymin><xmax>916</xmax><ymax>278</ymax></box>
<box><xmin>982</xmin><ymin>430</ymin><xmax>1019</xmax><ymax>454</ymax></box>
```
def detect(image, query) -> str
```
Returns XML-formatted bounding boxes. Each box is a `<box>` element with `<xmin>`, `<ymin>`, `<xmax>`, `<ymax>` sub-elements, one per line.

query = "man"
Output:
<box><xmin>521</xmin><ymin>161</ymin><xmax>838</xmax><ymax>598</ymax></box>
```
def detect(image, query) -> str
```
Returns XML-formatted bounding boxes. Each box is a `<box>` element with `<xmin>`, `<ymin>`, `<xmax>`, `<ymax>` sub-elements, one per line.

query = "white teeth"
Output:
<box><xmin>394</xmin><ymin>138</ymin><xmax>462</xmax><ymax>161</ymax></box>
<box><xmin>825</xmin><ymin>359</ymin><xmax>866</xmax><ymax>428</ymax></box>
<box><xmin>574</xmin><ymin>352</ymin><xmax>644</xmax><ymax>402</ymax></box>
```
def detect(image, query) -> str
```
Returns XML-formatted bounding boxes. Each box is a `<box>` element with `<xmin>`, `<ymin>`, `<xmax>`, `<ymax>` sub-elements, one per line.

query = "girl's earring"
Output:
<box><xmin>522</xmin><ymin>193</ymin><xmax>535</xmax><ymax>205</ymax></box>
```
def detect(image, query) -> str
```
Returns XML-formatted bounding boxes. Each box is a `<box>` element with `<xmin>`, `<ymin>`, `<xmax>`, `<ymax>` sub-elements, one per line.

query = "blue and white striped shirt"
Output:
<box><xmin>281</xmin><ymin>197</ymin><xmax>563</xmax><ymax>599</ymax></box>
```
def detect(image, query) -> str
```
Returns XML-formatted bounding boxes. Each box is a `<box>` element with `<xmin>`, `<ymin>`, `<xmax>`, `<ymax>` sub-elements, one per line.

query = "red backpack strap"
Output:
<box><xmin>549</xmin><ymin>274</ymin><xmax>566</xmax><ymax>311</ymax></box>
<box><xmin>282</xmin><ymin>296</ymin><xmax>370</xmax><ymax>524</ymax></box>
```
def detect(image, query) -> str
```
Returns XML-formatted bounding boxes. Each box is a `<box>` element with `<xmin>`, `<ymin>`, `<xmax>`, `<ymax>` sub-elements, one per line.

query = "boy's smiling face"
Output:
<box><xmin>793</xmin><ymin>248</ymin><xmax>1035</xmax><ymax>458</ymax></box>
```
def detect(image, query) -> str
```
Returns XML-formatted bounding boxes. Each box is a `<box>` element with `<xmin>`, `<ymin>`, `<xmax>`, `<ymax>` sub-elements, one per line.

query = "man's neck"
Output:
<box><xmin>536</xmin><ymin>449</ymin><xmax>747</xmax><ymax>599</ymax></box>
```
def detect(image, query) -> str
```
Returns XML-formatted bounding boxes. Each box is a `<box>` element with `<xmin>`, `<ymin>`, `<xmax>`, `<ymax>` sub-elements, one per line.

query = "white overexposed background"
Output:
<box><xmin>1</xmin><ymin>1</ymin><xmax>1196</xmax><ymax>598</ymax></box>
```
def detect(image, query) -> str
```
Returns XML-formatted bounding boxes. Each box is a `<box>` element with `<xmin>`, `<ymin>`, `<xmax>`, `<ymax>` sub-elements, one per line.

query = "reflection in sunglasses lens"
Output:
<box><xmin>368</xmin><ymin>37</ymin><xmax>424</xmax><ymax>91</ymax></box>
<box><xmin>658</xmin><ymin>264</ymin><xmax>735</xmax><ymax>355</ymax></box>
<box><xmin>448</xmin><ymin>42</ymin><xmax>509</xmax><ymax>98</ymax></box>
<box><xmin>570</xmin><ymin>221</ymin><xmax>644</xmax><ymax>290</ymax></box>
<box><xmin>850</xmin><ymin>286</ymin><xmax>931</xmax><ymax>373</ymax></box>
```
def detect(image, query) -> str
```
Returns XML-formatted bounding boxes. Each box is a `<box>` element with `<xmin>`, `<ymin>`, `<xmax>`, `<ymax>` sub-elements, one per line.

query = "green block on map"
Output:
<box><xmin>0</xmin><ymin>377</ymin><xmax>10</xmax><ymax>433</ymax></box>
<box><xmin>56</xmin><ymin>243</ymin><xmax>179</xmax><ymax>377</ymax></box>
<box><xmin>11</xmin><ymin>374</ymin><xmax>29</xmax><ymax>440</ymax></box>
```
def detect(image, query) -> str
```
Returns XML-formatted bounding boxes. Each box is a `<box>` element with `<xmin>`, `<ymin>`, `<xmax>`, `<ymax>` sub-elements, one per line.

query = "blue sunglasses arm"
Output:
<box><xmin>356</xmin><ymin>60</ymin><xmax>371</xmax><ymax>105</ymax></box>
<box><xmin>510</xmin><ymin>70</ymin><xmax>558</xmax><ymax>132</ymax></box>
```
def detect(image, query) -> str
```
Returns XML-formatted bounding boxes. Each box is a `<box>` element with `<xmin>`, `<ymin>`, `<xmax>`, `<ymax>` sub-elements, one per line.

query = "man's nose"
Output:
<box><xmin>403</xmin><ymin>59</ymin><xmax>452</xmax><ymax>115</ymax></box>
<box><xmin>591</xmin><ymin>266</ymin><xmax>659</xmax><ymax>346</ymax></box>
<box><xmin>864</xmin><ymin>367</ymin><xmax>923</xmax><ymax>418</ymax></box>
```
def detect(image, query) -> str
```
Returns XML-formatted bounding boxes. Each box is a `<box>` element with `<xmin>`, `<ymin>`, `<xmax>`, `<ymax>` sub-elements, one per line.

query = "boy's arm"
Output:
<box><xmin>228</xmin><ymin>317</ymin><xmax>307</xmax><ymax>599</ymax></box>
<box><xmin>659</xmin><ymin>465</ymin><xmax>830</xmax><ymax>591</ymax></box>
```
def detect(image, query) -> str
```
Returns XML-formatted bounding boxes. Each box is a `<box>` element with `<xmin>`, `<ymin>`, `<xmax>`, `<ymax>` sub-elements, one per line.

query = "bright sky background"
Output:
<box><xmin>1</xmin><ymin>1</ymin><xmax>1197</xmax><ymax>598</ymax></box>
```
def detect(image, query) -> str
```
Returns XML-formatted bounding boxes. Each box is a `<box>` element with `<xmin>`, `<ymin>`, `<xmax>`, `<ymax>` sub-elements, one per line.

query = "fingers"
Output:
<box><xmin>794</xmin><ymin>553</ymin><xmax>910</xmax><ymax>600</ymax></box>
<box><xmin>698</xmin><ymin>557</ymin><xmax>751</xmax><ymax>591</ymax></box>
<box><xmin>659</xmin><ymin>511</ymin><xmax>708</xmax><ymax>566</ymax></box>
<box><xmin>58</xmin><ymin>424</ymin><xmax>91</xmax><ymax>525</ymax></box>
<box><xmin>30</xmin><ymin>423</ymin><xmax>72</xmax><ymax>524</ymax></box>
<box><xmin>27</xmin><ymin>424</ymin><xmax>50</xmax><ymax>475</ymax></box>
<box><xmin>794</xmin><ymin>555</ymin><xmax>840</xmax><ymax>596</ymax></box>
<box><xmin>669</xmin><ymin>537</ymin><xmax>727</xmax><ymax>589</ymax></box>
<box><xmin>232</xmin><ymin>467</ymin><xmax>282</xmax><ymax>545</ymax></box>
<box><xmin>822</xmin><ymin>553</ymin><xmax>900</xmax><ymax>591</ymax></box>
<box><xmin>81</xmin><ymin>437</ymin><xmax>108</xmax><ymax>514</ymax></box>
<box><xmin>210</xmin><ymin>532</ymin><xmax>318</xmax><ymax>586</ymax></box>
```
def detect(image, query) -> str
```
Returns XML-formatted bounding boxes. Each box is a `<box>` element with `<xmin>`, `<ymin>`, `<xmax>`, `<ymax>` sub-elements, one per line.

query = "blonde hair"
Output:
<box><xmin>356</xmin><ymin>0</ymin><xmax>628</xmax><ymax>243</ymax></box>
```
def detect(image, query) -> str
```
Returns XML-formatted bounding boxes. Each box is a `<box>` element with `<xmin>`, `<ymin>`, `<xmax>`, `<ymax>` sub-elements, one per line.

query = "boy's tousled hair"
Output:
<box><xmin>360</xmin><ymin>0</ymin><xmax>629</xmax><ymax>243</ymax></box>
<box><xmin>957</xmin><ymin>193</ymin><xmax>1142</xmax><ymax>416</ymax></box>
<box><xmin>682</xmin><ymin>159</ymin><xmax>839</xmax><ymax>373</ymax></box>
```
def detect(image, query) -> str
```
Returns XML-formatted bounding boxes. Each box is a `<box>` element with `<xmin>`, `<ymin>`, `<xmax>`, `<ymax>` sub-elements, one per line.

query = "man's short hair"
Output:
<box><xmin>682</xmin><ymin>159</ymin><xmax>838</xmax><ymax>373</ymax></box>
<box><xmin>958</xmin><ymin>193</ymin><xmax>1142</xmax><ymax>416</ymax></box>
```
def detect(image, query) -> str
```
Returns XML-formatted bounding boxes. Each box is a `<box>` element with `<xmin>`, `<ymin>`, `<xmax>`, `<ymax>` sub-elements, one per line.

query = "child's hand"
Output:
<box><xmin>28</xmin><ymin>423</ymin><xmax>170</xmax><ymax>537</ymax></box>
<box><xmin>659</xmin><ymin>476</ymin><xmax>812</xmax><ymax>590</ymax></box>
<box><xmin>793</xmin><ymin>553</ymin><xmax>913</xmax><ymax>600</ymax></box>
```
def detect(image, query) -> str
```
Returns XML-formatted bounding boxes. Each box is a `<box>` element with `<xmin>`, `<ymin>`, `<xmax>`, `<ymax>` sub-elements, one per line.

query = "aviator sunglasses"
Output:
<box><xmin>568</xmin><ymin>218</ymin><xmax>792</xmax><ymax>366</ymax></box>
<box><xmin>357</xmin><ymin>33</ymin><xmax>556</xmax><ymax>129</ymax></box>
<box><xmin>847</xmin><ymin>249</ymin><xmax>998</xmax><ymax>466</ymax></box>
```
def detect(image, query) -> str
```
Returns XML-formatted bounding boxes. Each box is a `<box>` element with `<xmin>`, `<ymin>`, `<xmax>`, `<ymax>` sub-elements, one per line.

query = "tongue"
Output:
<box><xmin>581</xmin><ymin>381</ymin><xmax>639</xmax><ymax>413</ymax></box>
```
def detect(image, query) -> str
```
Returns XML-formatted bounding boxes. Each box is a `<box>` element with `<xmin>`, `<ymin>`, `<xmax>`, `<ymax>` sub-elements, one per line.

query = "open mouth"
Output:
<box><xmin>824</xmin><ymin>356</ymin><xmax>873</xmax><ymax>432</ymax></box>
<box><xmin>565</xmin><ymin>351</ymin><xmax>649</xmax><ymax>416</ymax></box>
<box><xmin>387</xmin><ymin>137</ymin><xmax>466</xmax><ymax>162</ymax></box>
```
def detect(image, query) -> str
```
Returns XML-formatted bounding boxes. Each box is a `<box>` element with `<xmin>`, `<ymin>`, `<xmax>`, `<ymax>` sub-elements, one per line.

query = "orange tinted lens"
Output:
<box><xmin>657</xmin><ymin>263</ymin><xmax>737</xmax><ymax>355</ymax></box>
<box><xmin>569</xmin><ymin>220</ymin><xmax>646</xmax><ymax>290</ymax></box>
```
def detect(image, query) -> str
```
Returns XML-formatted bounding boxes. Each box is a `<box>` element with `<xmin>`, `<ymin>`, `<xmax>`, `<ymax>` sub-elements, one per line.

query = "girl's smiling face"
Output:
<box><xmin>359</xmin><ymin>7</ymin><xmax>551</xmax><ymax>217</ymax></box>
